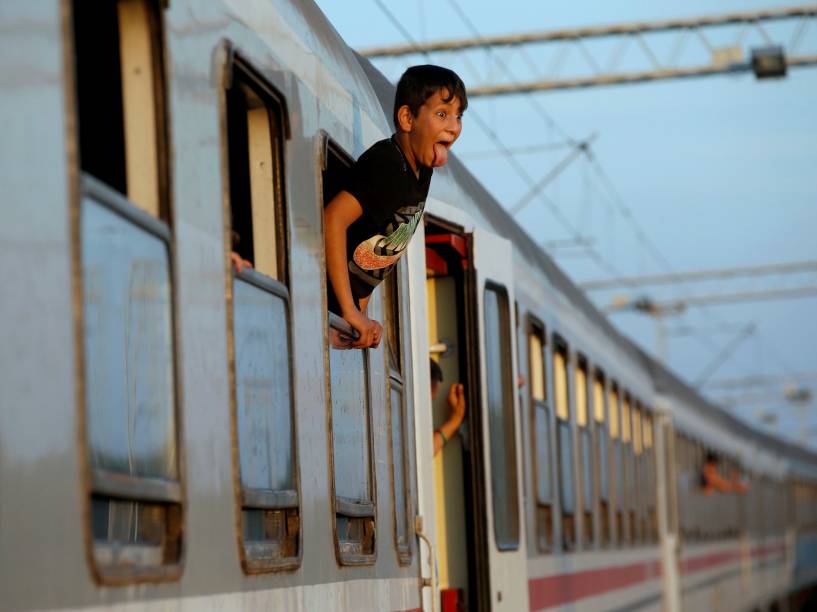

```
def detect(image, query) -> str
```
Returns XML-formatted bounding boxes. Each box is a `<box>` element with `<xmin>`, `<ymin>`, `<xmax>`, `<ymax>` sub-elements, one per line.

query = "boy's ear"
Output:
<box><xmin>396</xmin><ymin>104</ymin><xmax>414</xmax><ymax>133</ymax></box>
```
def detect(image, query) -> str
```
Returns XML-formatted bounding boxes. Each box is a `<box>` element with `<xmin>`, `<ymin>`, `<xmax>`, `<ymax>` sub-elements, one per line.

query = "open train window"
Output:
<box><xmin>223</xmin><ymin>55</ymin><xmax>298</xmax><ymax>572</ymax></box>
<box><xmin>528</xmin><ymin>319</ymin><xmax>553</xmax><ymax>552</ymax></box>
<box><xmin>384</xmin><ymin>267</ymin><xmax>414</xmax><ymax>564</ymax></box>
<box><xmin>608</xmin><ymin>382</ymin><xmax>623</xmax><ymax>546</ymax></box>
<box><xmin>552</xmin><ymin>335</ymin><xmax>575</xmax><ymax>551</ymax></box>
<box><xmin>73</xmin><ymin>0</ymin><xmax>182</xmax><ymax>584</ymax></box>
<box><xmin>225</xmin><ymin>57</ymin><xmax>289</xmax><ymax>279</ymax></box>
<box><xmin>575</xmin><ymin>357</ymin><xmax>594</xmax><ymax>547</ymax></box>
<box><xmin>323</xmin><ymin>139</ymin><xmax>376</xmax><ymax>564</ymax></box>
<box><xmin>593</xmin><ymin>370</ymin><xmax>610</xmax><ymax>546</ymax></box>
<box><xmin>484</xmin><ymin>284</ymin><xmax>520</xmax><ymax>550</ymax></box>
<box><xmin>73</xmin><ymin>0</ymin><xmax>168</xmax><ymax>219</ymax></box>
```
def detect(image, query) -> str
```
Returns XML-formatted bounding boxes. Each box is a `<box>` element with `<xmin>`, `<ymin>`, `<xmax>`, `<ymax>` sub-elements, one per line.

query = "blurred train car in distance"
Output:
<box><xmin>1</xmin><ymin>1</ymin><xmax>816</xmax><ymax>611</ymax></box>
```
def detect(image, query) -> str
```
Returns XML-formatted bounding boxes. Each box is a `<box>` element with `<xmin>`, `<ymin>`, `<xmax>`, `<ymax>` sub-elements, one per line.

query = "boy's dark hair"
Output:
<box><xmin>393</xmin><ymin>65</ymin><xmax>468</xmax><ymax>130</ymax></box>
<box><xmin>429</xmin><ymin>358</ymin><xmax>444</xmax><ymax>384</ymax></box>
<box><xmin>705</xmin><ymin>451</ymin><xmax>718</xmax><ymax>464</ymax></box>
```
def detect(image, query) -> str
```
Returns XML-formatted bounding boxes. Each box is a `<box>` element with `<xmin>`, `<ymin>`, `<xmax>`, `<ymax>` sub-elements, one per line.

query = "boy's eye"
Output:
<box><xmin>436</xmin><ymin>111</ymin><xmax>446</xmax><ymax>119</ymax></box>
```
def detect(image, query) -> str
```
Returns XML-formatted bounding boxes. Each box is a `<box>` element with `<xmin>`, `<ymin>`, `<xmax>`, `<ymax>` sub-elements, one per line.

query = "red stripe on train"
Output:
<box><xmin>680</xmin><ymin>541</ymin><xmax>786</xmax><ymax>574</ymax></box>
<box><xmin>528</xmin><ymin>540</ymin><xmax>786</xmax><ymax>610</ymax></box>
<box><xmin>681</xmin><ymin>549</ymin><xmax>740</xmax><ymax>573</ymax></box>
<box><xmin>528</xmin><ymin>559</ymin><xmax>662</xmax><ymax>610</ymax></box>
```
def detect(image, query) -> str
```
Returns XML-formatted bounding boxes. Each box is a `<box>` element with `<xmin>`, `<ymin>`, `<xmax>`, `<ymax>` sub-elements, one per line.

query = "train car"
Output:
<box><xmin>2</xmin><ymin>1</ymin><xmax>817</xmax><ymax>611</ymax></box>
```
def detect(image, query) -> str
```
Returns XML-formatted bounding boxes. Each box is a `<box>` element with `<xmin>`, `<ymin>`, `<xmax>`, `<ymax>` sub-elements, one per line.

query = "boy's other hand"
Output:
<box><xmin>369</xmin><ymin>319</ymin><xmax>383</xmax><ymax>349</ymax></box>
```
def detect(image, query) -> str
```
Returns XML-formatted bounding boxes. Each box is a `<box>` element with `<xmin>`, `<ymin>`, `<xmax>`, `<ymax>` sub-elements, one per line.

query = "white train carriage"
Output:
<box><xmin>2</xmin><ymin>1</ymin><xmax>817</xmax><ymax>612</ymax></box>
<box><xmin>2</xmin><ymin>0</ymin><xmax>422</xmax><ymax>610</ymax></box>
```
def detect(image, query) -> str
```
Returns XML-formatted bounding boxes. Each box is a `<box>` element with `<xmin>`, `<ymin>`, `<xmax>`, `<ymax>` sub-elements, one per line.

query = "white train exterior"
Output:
<box><xmin>1</xmin><ymin>1</ymin><xmax>816</xmax><ymax>611</ymax></box>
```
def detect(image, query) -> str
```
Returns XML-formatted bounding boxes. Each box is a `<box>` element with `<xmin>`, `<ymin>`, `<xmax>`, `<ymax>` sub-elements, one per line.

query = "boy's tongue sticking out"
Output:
<box><xmin>432</xmin><ymin>142</ymin><xmax>448</xmax><ymax>167</ymax></box>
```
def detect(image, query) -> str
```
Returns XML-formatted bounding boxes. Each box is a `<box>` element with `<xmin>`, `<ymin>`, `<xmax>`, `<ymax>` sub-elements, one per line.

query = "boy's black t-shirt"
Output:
<box><xmin>327</xmin><ymin>135</ymin><xmax>432</xmax><ymax>313</ymax></box>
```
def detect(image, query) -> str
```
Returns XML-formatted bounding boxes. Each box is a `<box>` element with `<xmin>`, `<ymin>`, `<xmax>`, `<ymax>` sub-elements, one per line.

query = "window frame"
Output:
<box><xmin>528</xmin><ymin>315</ymin><xmax>554</xmax><ymax>552</ymax></box>
<box><xmin>383</xmin><ymin>264</ymin><xmax>414</xmax><ymax>566</ymax></box>
<box><xmin>230</xmin><ymin>268</ymin><xmax>300</xmax><ymax>571</ymax></box>
<box><xmin>621</xmin><ymin>391</ymin><xmax>635</xmax><ymax>545</ymax></box>
<box><xmin>483</xmin><ymin>282</ymin><xmax>521</xmax><ymax>551</ymax></box>
<box><xmin>632</xmin><ymin>400</ymin><xmax>644</xmax><ymax>544</ymax></box>
<box><xmin>222</xmin><ymin>51</ymin><xmax>291</xmax><ymax>281</ymax></box>
<box><xmin>321</xmin><ymin>138</ymin><xmax>378</xmax><ymax>567</ymax></box>
<box><xmin>642</xmin><ymin>409</ymin><xmax>658</xmax><ymax>543</ymax></box>
<box><xmin>78</xmin><ymin>176</ymin><xmax>184</xmax><ymax>585</ymax></box>
<box><xmin>327</xmin><ymin>313</ymin><xmax>377</xmax><ymax>565</ymax></box>
<box><xmin>71</xmin><ymin>0</ymin><xmax>184</xmax><ymax>585</ymax></box>
<box><xmin>608</xmin><ymin>381</ymin><xmax>624</xmax><ymax>546</ymax></box>
<box><xmin>575</xmin><ymin>355</ymin><xmax>594</xmax><ymax>547</ymax></box>
<box><xmin>592</xmin><ymin>368</ymin><xmax>611</xmax><ymax>547</ymax></box>
<box><xmin>552</xmin><ymin>334</ymin><xmax>575</xmax><ymax>551</ymax></box>
<box><xmin>220</xmin><ymin>48</ymin><xmax>300</xmax><ymax>574</ymax></box>
<box><xmin>71</xmin><ymin>0</ymin><xmax>171</xmax><ymax>220</ymax></box>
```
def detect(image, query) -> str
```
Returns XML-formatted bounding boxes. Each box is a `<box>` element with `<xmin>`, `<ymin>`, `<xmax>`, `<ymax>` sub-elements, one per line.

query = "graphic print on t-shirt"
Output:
<box><xmin>350</xmin><ymin>203</ymin><xmax>423</xmax><ymax>286</ymax></box>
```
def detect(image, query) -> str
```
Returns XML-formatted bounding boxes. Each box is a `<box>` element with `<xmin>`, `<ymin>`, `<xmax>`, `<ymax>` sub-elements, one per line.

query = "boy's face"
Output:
<box><xmin>401</xmin><ymin>88</ymin><xmax>463</xmax><ymax>168</ymax></box>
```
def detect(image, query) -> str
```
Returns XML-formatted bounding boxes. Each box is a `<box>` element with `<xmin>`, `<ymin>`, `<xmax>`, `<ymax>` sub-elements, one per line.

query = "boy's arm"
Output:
<box><xmin>324</xmin><ymin>191</ymin><xmax>378</xmax><ymax>348</ymax></box>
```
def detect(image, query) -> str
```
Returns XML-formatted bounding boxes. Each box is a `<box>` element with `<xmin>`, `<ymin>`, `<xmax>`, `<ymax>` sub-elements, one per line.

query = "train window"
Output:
<box><xmin>621</xmin><ymin>395</ymin><xmax>632</xmax><ymax>443</ymax></box>
<box><xmin>552</xmin><ymin>336</ymin><xmax>575</xmax><ymax>550</ymax></box>
<box><xmin>632</xmin><ymin>403</ymin><xmax>643</xmax><ymax>544</ymax></box>
<box><xmin>329</xmin><ymin>315</ymin><xmax>376</xmax><ymax>563</ymax></box>
<box><xmin>384</xmin><ymin>268</ymin><xmax>413</xmax><ymax>564</ymax></box>
<box><xmin>74</xmin><ymin>0</ymin><xmax>182</xmax><ymax>583</ymax></box>
<box><xmin>643</xmin><ymin>412</ymin><xmax>658</xmax><ymax>542</ymax></box>
<box><xmin>224</xmin><ymin>57</ymin><xmax>297</xmax><ymax>572</ymax></box>
<box><xmin>621</xmin><ymin>394</ymin><xmax>634</xmax><ymax>544</ymax></box>
<box><xmin>322</xmin><ymin>141</ymin><xmax>377</xmax><ymax>565</ymax></box>
<box><xmin>73</xmin><ymin>0</ymin><xmax>168</xmax><ymax>219</ymax></box>
<box><xmin>608</xmin><ymin>383</ymin><xmax>624</xmax><ymax>545</ymax></box>
<box><xmin>529</xmin><ymin>321</ymin><xmax>553</xmax><ymax>551</ymax></box>
<box><xmin>677</xmin><ymin>435</ymin><xmax>685</xmax><ymax>533</ymax></box>
<box><xmin>81</xmin><ymin>188</ymin><xmax>181</xmax><ymax>581</ymax></box>
<box><xmin>225</xmin><ymin>59</ymin><xmax>288</xmax><ymax>280</ymax></box>
<box><xmin>593</xmin><ymin>371</ymin><xmax>610</xmax><ymax>546</ymax></box>
<box><xmin>576</xmin><ymin>358</ymin><xmax>594</xmax><ymax>546</ymax></box>
<box><xmin>484</xmin><ymin>284</ymin><xmax>520</xmax><ymax>550</ymax></box>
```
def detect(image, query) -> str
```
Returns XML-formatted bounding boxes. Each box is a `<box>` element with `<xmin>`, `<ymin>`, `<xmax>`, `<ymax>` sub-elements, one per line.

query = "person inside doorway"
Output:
<box><xmin>430</xmin><ymin>358</ymin><xmax>466</xmax><ymax>456</ymax></box>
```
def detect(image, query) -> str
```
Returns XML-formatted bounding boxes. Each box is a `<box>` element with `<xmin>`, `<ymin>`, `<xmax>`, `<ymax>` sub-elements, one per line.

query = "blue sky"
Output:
<box><xmin>315</xmin><ymin>0</ymin><xmax>817</xmax><ymax>447</ymax></box>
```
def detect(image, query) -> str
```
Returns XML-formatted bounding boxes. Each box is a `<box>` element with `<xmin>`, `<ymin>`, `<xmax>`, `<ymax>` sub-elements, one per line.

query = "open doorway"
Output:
<box><xmin>425</xmin><ymin>217</ymin><xmax>489</xmax><ymax>612</ymax></box>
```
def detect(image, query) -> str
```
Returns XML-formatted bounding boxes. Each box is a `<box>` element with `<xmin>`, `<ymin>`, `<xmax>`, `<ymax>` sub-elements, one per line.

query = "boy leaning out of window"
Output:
<box><xmin>324</xmin><ymin>65</ymin><xmax>467</xmax><ymax>349</ymax></box>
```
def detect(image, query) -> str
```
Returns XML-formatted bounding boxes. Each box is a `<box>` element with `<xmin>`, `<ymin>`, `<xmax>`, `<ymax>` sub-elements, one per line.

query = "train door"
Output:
<box><xmin>471</xmin><ymin>227</ymin><xmax>528</xmax><ymax>611</ymax></box>
<box><xmin>656</xmin><ymin>413</ymin><xmax>682</xmax><ymax>612</ymax></box>
<box><xmin>426</xmin><ymin>219</ymin><xmax>528</xmax><ymax>612</ymax></box>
